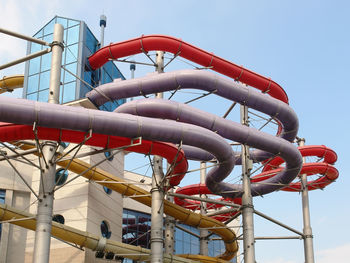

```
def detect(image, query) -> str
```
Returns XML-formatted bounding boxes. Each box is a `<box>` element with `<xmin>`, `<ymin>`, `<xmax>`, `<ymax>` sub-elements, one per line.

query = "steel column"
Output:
<box><xmin>32</xmin><ymin>23</ymin><xmax>63</xmax><ymax>263</ymax></box>
<box><xmin>151</xmin><ymin>51</ymin><xmax>165</xmax><ymax>262</ymax></box>
<box><xmin>299</xmin><ymin>138</ymin><xmax>315</xmax><ymax>263</ymax></box>
<box><xmin>241</xmin><ymin>104</ymin><xmax>256</xmax><ymax>263</ymax></box>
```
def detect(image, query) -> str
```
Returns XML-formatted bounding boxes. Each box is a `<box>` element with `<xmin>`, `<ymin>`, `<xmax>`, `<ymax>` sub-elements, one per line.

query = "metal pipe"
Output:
<box><xmin>169</xmin><ymin>193</ymin><xmax>241</xmax><ymax>209</ymax></box>
<box><xmin>241</xmin><ymin>104</ymin><xmax>256</xmax><ymax>263</ymax></box>
<box><xmin>200</xmin><ymin>162</ymin><xmax>208</xmax><ymax>256</ymax></box>
<box><xmin>0</xmin><ymin>27</ymin><xmax>49</xmax><ymax>46</ymax></box>
<box><xmin>151</xmin><ymin>50</ymin><xmax>165</xmax><ymax>263</ymax></box>
<box><xmin>206</xmin><ymin>207</ymin><xmax>239</xmax><ymax>217</ymax></box>
<box><xmin>0</xmin><ymin>48</ymin><xmax>50</xmax><ymax>70</ymax></box>
<box><xmin>254</xmin><ymin>210</ymin><xmax>304</xmax><ymax>237</ymax></box>
<box><xmin>299</xmin><ymin>138</ymin><xmax>315</xmax><ymax>263</ymax></box>
<box><xmin>32</xmin><ymin>23</ymin><xmax>63</xmax><ymax>263</ymax></box>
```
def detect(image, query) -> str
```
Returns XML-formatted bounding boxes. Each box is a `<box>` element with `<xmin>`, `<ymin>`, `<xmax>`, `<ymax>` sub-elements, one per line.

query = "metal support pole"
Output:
<box><xmin>200</xmin><ymin>162</ymin><xmax>208</xmax><ymax>255</ymax></box>
<box><xmin>240</xmin><ymin>104</ymin><xmax>256</xmax><ymax>263</ymax></box>
<box><xmin>151</xmin><ymin>51</ymin><xmax>165</xmax><ymax>262</ymax></box>
<box><xmin>298</xmin><ymin>138</ymin><xmax>315</xmax><ymax>263</ymax></box>
<box><xmin>164</xmin><ymin>188</ymin><xmax>175</xmax><ymax>254</ymax></box>
<box><xmin>32</xmin><ymin>23</ymin><xmax>63</xmax><ymax>263</ymax></box>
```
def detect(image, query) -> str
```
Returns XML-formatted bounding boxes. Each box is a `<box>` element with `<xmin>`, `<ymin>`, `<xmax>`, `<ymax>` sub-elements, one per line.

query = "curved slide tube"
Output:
<box><xmin>87</xmin><ymin>70</ymin><xmax>298</xmax><ymax>159</ymax></box>
<box><xmin>0</xmin><ymin>203</ymin><xmax>229</xmax><ymax>263</ymax></box>
<box><xmin>87</xmin><ymin>34</ymin><xmax>289</xmax><ymax>103</ymax></box>
<box><xmin>0</xmin><ymin>74</ymin><xmax>24</xmax><ymax>94</ymax></box>
<box><xmin>87</xmin><ymin>70</ymin><xmax>302</xmax><ymax>197</ymax></box>
<box><xmin>254</xmin><ymin>145</ymin><xmax>338</xmax><ymax>191</ymax></box>
<box><xmin>0</xmin><ymin>100</ymin><xmax>238</xmax><ymax>261</ymax></box>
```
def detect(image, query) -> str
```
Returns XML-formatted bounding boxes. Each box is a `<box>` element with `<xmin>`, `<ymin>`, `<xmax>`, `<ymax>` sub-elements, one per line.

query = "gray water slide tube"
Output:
<box><xmin>86</xmin><ymin>69</ymin><xmax>302</xmax><ymax>197</ymax></box>
<box><xmin>0</xmin><ymin>96</ymin><xmax>234</xmax><ymax>198</ymax></box>
<box><xmin>87</xmin><ymin>70</ymin><xmax>298</xmax><ymax>164</ymax></box>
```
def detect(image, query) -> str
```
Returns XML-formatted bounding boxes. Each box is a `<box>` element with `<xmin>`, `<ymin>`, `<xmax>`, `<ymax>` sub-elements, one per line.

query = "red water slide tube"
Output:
<box><xmin>88</xmin><ymin>35</ymin><xmax>289</xmax><ymax>104</ymax></box>
<box><xmin>251</xmin><ymin>145</ymin><xmax>338</xmax><ymax>191</ymax></box>
<box><xmin>0</xmin><ymin>122</ymin><xmax>188</xmax><ymax>186</ymax></box>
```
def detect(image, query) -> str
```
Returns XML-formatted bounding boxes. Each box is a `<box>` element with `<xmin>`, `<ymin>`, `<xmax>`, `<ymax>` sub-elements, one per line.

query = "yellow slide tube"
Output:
<box><xmin>56</xmin><ymin>157</ymin><xmax>238</xmax><ymax>261</ymax></box>
<box><xmin>0</xmin><ymin>75</ymin><xmax>24</xmax><ymax>94</ymax></box>
<box><xmin>0</xmin><ymin>203</ymin><xmax>197</xmax><ymax>263</ymax></box>
<box><xmin>13</xmin><ymin>143</ymin><xmax>238</xmax><ymax>262</ymax></box>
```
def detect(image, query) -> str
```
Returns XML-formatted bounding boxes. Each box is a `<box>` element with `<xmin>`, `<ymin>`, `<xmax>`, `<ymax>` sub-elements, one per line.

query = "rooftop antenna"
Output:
<box><xmin>99</xmin><ymin>14</ymin><xmax>106</xmax><ymax>48</ymax></box>
<box><xmin>99</xmin><ymin>15</ymin><xmax>106</xmax><ymax>86</ymax></box>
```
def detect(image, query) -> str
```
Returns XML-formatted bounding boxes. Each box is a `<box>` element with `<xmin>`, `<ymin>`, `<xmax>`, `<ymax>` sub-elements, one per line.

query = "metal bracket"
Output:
<box><xmin>94</xmin><ymin>237</ymin><xmax>107</xmax><ymax>251</ymax></box>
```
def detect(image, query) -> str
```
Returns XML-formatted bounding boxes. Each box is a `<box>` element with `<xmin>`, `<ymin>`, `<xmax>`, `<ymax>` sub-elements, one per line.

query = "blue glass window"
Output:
<box><xmin>27</xmin><ymin>74</ymin><xmax>39</xmax><ymax>93</ymax></box>
<box><xmin>41</xmin><ymin>53</ymin><xmax>52</xmax><ymax>72</ymax></box>
<box><xmin>64</xmin><ymin>62</ymin><xmax>77</xmax><ymax>83</ymax></box>
<box><xmin>56</xmin><ymin>17</ymin><xmax>68</xmax><ymax>28</ymax></box>
<box><xmin>43</xmin><ymin>33</ymin><xmax>53</xmax><ymax>44</ymax></box>
<box><xmin>38</xmin><ymin>89</ymin><xmax>49</xmax><ymax>102</ymax></box>
<box><xmin>104</xmin><ymin>150</ymin><xmax>114</xmax><ymax>161</ymax></box>
<box><xmin>29</xmin><ymin>57</ymin><xmax>41</xmax><ymax>75</ymax></box>
<box><xmin>103</xmin><ymin>186</ymin><xmax>112</xmax><ymax>195</ymax></box>
<box><xmin>39</xmin><ymin>70</ymin><xmax>50</xmax><ymax>91</ymax></box>
<box><xmin>62</xmin><ymin>82</ymin><xmax>76</xmax><ymax>103</ymax></box>
<box><xmin>100</xmin><ymin>220</ymin><xmax>111</xmax><ymax>239</ymax></box>
<box><xmin>31</xmin><ymin>42</ymin><xmax>42</xmax><ymax>53</ymax></box>
<box><xmin>43</xmin><ymin>19</ymin><xmax>55</xmax><ymax>35</ymax></box>
<box><xmin>27</xmin><ymin>93</ymin><xmax>38</xmax><ymax>101</ymax></box>
<box><xmin>55</xmin><ymin>168</ymin><xmax>68</xmax><ymax>186</ymax></box>
<box><xmin>68</xmin><ymin>19</ymin><xmax>80</xmax><ymax>27</ymax></box>
<box><xmin>65</xmin><ymin>44</ymin><xmax>78</xmax><ymax>64</ymax></box>
<box><xmin>67</xmin><ymin>25</ymin><xmax>79</xmax><ymax>45</ymax></box>
<box><xmin>86</xmin><ymin>28</ymin><xmax>97</xmax><ymax>53</ymax></box>
<box><xmin>34</xmin><ymin>28</ymin><xmax>43</xmax><ymax>38</ymax></box>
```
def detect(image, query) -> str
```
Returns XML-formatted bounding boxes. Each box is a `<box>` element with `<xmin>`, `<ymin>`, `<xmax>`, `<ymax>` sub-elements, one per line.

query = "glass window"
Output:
<box><xmin>27</xmin><ymin>93</ymin><xmax>38</xmax><ymax>101</ymax></box>
<box><xmin>43</xmin><ymin>33</ymin><xmax>53</xmax><ymax>44</ymax></box>
<box><xmin>38</xmin><ymin>89</ymin><xmax>49</xmax><ymax>102</ymax></box>
<box><xmin>27</xmin><ymin>74</ymin><xmax>39</xmax><ymax>94</ymax></box>
<box><xmin>67</xmin><ymin>25</ymin><xmax>79</xmax><ymax>45</ymax></box>
<box><xmin>29</xmin><ymin>57</ymin><xmax>41</xmax><ymax>75</ymax></box>
<box><xmin>68</xmin><ymin>19</ymin><xmax>80</xmax><ymax>27</ymax></box>
<box><xmin>103</xmin><ymin>186</ymin><xmax>112</xmax><ymax>195</ymax></box>
<box><xmin>65</xmin><ymin>44</ymin><xmax>78</xmax><ymax>64</ymax></box>
<box><xmin>123</xmin><ymin>209</ymin><xmax>151</xmax><ymax>249</ymax></box>
<box><xmin>31</xmin><ymin>42</ymin><xmax>42</xmax><ymax>53</ymax></box>
<box><xmin>104</xmin><ymin>150</ymin><xmax>114</xmax><ymax>161</ymax></box>
<box><xmin>55</xmin><ymin>168</ymin><xmax>68</xmax><ymax>186</ymax></box>
<box><xmin>80</xmin><ymin>84</ymin><xmax>91</xmax><ymax>99</ymax></box>
<box><xmin>43</xmin><ymin>19</ymin><xmax>55</xmax><ymax>35</ymax></box>
<box><xmin>86</xmin><ymin>28</ymin><xmax>97</xmax><ymax>53</ymax></box>
<box><xmin>100</xmin><ymin>220</ymin><xmax>111</xmax><ymax>239</ymax></box>
<box><xmin>39</xmin><ymin>70</ymin><xmax>50</xmax><ymax>91</ymax></box>
<box><xmin>56</xmin><ymin>17</ymin><xmax>68</xmax><ymax>28</ymax></box>
<box><xmin>41</xmin><ymin>53</ymin><xmax>52</xmax><ymax>72</ymax></box>
<box><xmin>62</xmin><ymin>82</ymin><xmax>76</xmax><ymax>103</ymax></box>
<box><xmin>34</xmin><ymin>28</ymin><xmax>43</xmax><ymax>38</ymax></box>
<box><xmin>52</xmin><ymin>214</ymin><xmax>65</xmax><ymax>224</ymax></box>
<box><xmin>64</xmin><ymin>62</ymin><xmax>77</xmax><ymax>83</ymax></box>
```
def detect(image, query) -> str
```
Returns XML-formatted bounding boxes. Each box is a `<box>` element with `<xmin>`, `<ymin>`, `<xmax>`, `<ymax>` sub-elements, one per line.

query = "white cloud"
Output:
<box><xmin>317</xmin><ymin>243</ymin><xmax>350</xmax><ymax>263</ymax></box>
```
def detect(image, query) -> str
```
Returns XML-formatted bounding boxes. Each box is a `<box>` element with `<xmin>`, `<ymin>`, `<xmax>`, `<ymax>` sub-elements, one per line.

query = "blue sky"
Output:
<box><xmin>1</xmin><ymin>0</ymin><xmax>349</xmax><ymax>262</ymax></box>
